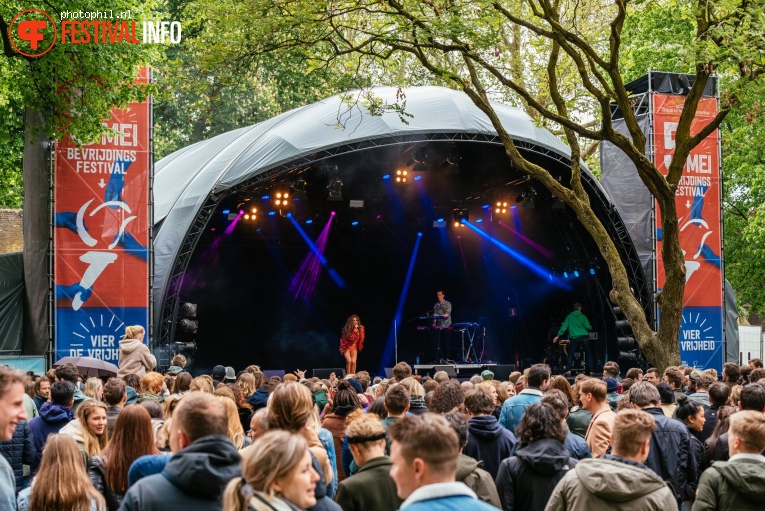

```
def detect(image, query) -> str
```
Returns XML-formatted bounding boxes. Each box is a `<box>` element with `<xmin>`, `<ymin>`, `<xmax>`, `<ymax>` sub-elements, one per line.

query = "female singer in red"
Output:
<box><xmin>339</xmin><ymin>315</ymin><xmax>364</xmax><ymax>375</ymax></box>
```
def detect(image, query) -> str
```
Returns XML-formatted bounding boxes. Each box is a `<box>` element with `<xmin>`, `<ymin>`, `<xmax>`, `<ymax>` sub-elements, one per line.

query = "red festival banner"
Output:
<box><xmin>54</xmin><ymin>67</ymin><xmax>150</xmax><ymax>361</ymax></box>
<box><xmin>653</xmin><ymin>94</ymin><xmax>723</xmax><ymax>370</ymax></box>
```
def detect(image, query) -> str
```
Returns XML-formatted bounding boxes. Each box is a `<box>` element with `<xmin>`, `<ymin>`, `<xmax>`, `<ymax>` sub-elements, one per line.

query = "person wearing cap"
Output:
<box><xmin>656</xmin><ymin>382</ymin><xmax>677</xmax><ymax>417</ymax></box>
<box><xmin>223</xmin><ymin>366</ymin><xmax>236</xmax><ymax>383</ymax></box>
<box><xmin>211</xmin><ymin>365</ymin><xmax>226</xmax><ymax>386</ymax></box>
<box><xmin>480</xmin><ymin>370</ymin><xmax>494</xmax><ymax>381</ymax></box>
<box><xmin>553</xmin><ymin>303</ymin><xmax>593</xmax><ymax>375</ymax></box>
<box><xmin>604</xmin><ymin>377</ymin><xmax>620</xmax><ymax>412</ymax></box>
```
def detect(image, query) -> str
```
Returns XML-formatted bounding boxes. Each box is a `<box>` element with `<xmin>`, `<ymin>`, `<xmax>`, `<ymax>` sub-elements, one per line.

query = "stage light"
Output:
<box><xmin>574</xmin><ymin>270</ymin><xmax>579</xmax><ymax>277</ymax></box>
<box><xmin>285</xmin><ymin>212</ymin><xmax>292</xmax><ymax>218</ymax></box>
<box><xmin>327</xmin><ymin>165</ymin><xmax>343</xmax><ymax>201</ymax></box>
<box><xmin>251</xmin><ymin>207</ymin><xmax>257</xmax><ymax>214</ymax></box>
<box><xmin>397</xmin><ymin>170</ymin><xmax>402</xmax><ymax>176</ymax></box>
<box><xmin>403</xmin><ymin>170</ymin><xmax>407</xmax><ymax>176</ymax></box>
<box><xmin>291</xmin><ymin>179</ymin><xmax>308</xmax><ymax>201</ymax></box>
<box><xmin>590</xmin><ymin>268</ymin><xmax>596</xmax><ymax>275</ymax></box>
<box><xmin>453</xmin><ymin>207</ymin><xmax>468</xmax><ymax>226</ymax></box>
<box><xmin>615</xmin><ymin>319</ymin><xmax>631</xmax><ymax>329</ymax></box>
<box><xmin>494</xmin><ymin>200</ymin><xmax>508</xmax><ymax>214</ymax></box>
<box><xmin>222</xmin><ymin>209</ymin><xmax>230</xmax><ymax>215</ymax></box>
<box><xmin>276</xmin><ymin>193</ymin><xmax>282</xmax><ymax>198</ymax></box>
<box><xmin>511</xmin><ymin>205</ymin><xmax>517</xmax><ymax>210</ymax></box>
<box><xmin>437</xmin><ymin>218</ymin><xmax>444</xmax><ymax>223</ymax></box>
<box><xmin>482</xmin><ymin>204</ymin><xmax>490</xmax><ymax>210</ymax></box>
<box><xmin>174</xmin><ymin>341</ymin><xmax>197</xmax><ymax>353</ymax></box>
<box><xmin>383</xmin><ymin>174</ymin><xmax>390</xmax><ymax>180</ymax></box>
<box><xmin>417</xmin><ymin>232</ymin><xmax>422</xmax><ymax>237</ymax></box>
<box><xmin>262</xmin><ymin>195</ymin><xmax>270</xmax><ymax>200</ymax></box>
<box><xmin>351</xmin><ymin>221</ymin><xmax>359</xmax><ymax>226</ymax></box>
<box><xmin>268</xmin><ymin>211</ymin><xmax>276</xmax><ymax>216</ymax></box>
<box><xmin>617</xmin><ymin>336</ymin><xmax>636</xmax><ymax>349</ymax></box>
<box><xmin>619</xmin><ymin>351</ymin><xmax>638</xmax><ymax>362</ymax></box>
<box><xmin>564</xmin><ymin>272</ymin><xmax>569</xmax><ymax>278</ymax></box>
<box><xmin>414</xmin><ymin>175</ymin><xmax>422</xmax><ymax>181</ymax></box>
<box><xmin>244</xmin><ymin>214</ymin><xmax>250</xmax><ymax>220</ymax></box>
<box><xmin>275</xmin><ymin>199</ymin><xmax>281</xmax><ymax>205</ymax></box>
<box><xmin>396</xmin><ymin>177</ymin><xmax>402</xmax><ymax>182</ymax></box>
<box><xmin>476</xmin><ymin>218</ymin><xmax>483</xmax><ymax>223</ymax></box>
<box><xmin>331</xmin><ymin>211</ymin><xmax>336</xmax><ymax>216</ymax></box>
<box><xmin>179</xmin><ymin>302</ymin><xmax>197</xmax><ymax>316</ymax></box>
<box><xmin>406</xmin><ymin>145</ymin><xmax>427</xmax><ymax>170</ymax></box>
<box><xmin>306</xmin><ymin>219</ymin><xmax>313</xmax><ymax>224</ymax></box>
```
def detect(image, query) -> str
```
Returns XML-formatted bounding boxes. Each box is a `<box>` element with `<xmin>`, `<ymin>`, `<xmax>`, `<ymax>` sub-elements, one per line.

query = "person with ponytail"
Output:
<box><xmin>320</xmin><ymin>380</ymin><xmax>361</xmax><ymax>481</ymax></box>
<box><xmin>335</xmin><ymin>410</ymin><xmax>402</xmax><ymax>511</ymax></box>
<box><xmin>675</xmin><ymin>395</ymin><xmax>704</xmax><ymax>508</ymax></box>
<box><xmin>17</xmin><ymin>434</ymin><xmax>105</xmax><ymax>511</ymax></box>
<box><xmin>223</xmin><ymin>430</ymin><xmax>319</xmax><ymax>511</ymax></box>
<box><xmin>117</xmin><ymin>325</ymin><xmax>156</xmax><ymax>378</ymax></box>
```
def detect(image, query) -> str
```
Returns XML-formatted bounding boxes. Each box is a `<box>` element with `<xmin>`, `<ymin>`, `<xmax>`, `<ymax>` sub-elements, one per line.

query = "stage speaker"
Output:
<box><xmin>313</xmin><ymin>368</ymin><xmax>346</xmax><ymax>380</ymax></box>
<box><xmin>384</xmin><ymin>368</ymin><xmax>393</xmax><ymax>378</ymax></box>
<box><xmin>490</xmin><ymin>364</ymin><xmax>515</xmax><ymax>382</ymax></box>
<box><xmin>433</xmin><ymin>365</ymin><xmax>457</xmax><ymax>378</ymax></box>
<box><xmin>263</xmin><ymin>369</ymin><xmax>286</xmax><ymax>379</ymax></box>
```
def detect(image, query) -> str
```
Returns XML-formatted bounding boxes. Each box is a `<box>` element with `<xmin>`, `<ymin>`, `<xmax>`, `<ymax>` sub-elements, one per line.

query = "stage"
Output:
<box><xmin>153</xmin><ymin>87</ymin><xmax>650</xmax><ymax>374</ymax></box>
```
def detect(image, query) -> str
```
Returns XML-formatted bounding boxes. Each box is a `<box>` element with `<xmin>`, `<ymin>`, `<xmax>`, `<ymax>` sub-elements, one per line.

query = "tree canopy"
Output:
<box><xmin>174</xmin><ymin>0</ymin><xmax>763</xmax><ymax>367</ymax></box>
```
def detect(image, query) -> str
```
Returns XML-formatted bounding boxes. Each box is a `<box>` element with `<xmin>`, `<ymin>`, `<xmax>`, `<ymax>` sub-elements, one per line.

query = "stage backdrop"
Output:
<box><xmin>54</xmin><ymin>67</ymin><xmax>150</xmax><ymax>362</ymax></box>
<box><xmin>653</xmin><ymin>94</ymin><xmax>723</xmax><ymax>372</ymax></box>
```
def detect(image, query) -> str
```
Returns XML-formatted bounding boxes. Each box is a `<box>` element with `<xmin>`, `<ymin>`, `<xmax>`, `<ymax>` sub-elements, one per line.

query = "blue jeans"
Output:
<box><xmin>566</xmin><ymin>336</ymin><xmax>592</xmax><ymax>373</ymax></box>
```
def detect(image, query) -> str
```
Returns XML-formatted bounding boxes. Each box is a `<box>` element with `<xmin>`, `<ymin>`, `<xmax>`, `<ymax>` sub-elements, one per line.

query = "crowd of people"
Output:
<box><xmin>1</xmin><ymin>329</ymin><xmax>765</xmax><ymax>511</ymax></box>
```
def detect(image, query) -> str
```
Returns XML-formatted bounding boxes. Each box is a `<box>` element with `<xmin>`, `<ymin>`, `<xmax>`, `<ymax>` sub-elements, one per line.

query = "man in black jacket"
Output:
<box><xmin>709</xmin><ymin>383</ymin><xmax>765</xmax><ymax>462</ymax></box>
<box><xmin>119</xmin><ymin>392</ymin><xmax>241</xmax><ymax>511</ymax></box>
<box><xmin>628</xmin><ymin>382</ymin><xmax>695</xmax><ymax>507</ymax></box>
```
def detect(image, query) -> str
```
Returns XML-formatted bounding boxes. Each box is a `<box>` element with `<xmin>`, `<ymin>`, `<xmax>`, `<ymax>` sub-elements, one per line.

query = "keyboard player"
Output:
<box><xmin>432</xmin><ymin>290</ymin><xmax>452</xmax><ymax>327</ymax></box>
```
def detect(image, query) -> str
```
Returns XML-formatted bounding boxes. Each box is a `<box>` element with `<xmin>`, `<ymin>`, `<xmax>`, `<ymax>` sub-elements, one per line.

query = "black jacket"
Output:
<box><xmin>88</xmin><ymin>455</ymin><xmax>123</xmax><ymax>511</ymax></box>
<box><xmin>685</xmin><ymin>424</ymin><xmax>704</xmax><ymax>501</ymax></box>
<box><xmin>464</xmin><ymin>414</ymin><xmax>517</xmax><ymax>480</ymax></box>
<box><xmin>307</xmin><ymin>451</ymin><xmax>341</xmax><ymax>511</ymax></box>
<box><xmin>495</xmin><ymin>438</ymin><xmax>577</xmax><ymax>511</ymax></box>
<box><xmin>247</xmin><ymin>388</ymin><xmax>269</xmax><ymax>411</ymax></box>
<box><xmin>0</xmin><ymin>420</ymin><xmax>35</xmax><ymax>492</ymax></box>
<box><xmin>697</xmin><ymin>404</ymin><xmax>719</xmax><ymax>443</ymax></box>
<box><xmin>119</xmin><ymin>434</ymin><xmax>241</xmax><ymax>511</ymax></box>
<box><xmin>642</xmin><ymin>406</ymin><xmax>694</xmax><ymax>504</ymax></box>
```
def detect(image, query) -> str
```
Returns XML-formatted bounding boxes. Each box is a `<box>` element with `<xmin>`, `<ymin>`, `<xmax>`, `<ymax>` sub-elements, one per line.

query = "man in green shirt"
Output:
<box><xmin>554</xmin><ymin>303</ymin><xmax>593</xmax><ymax>374</ymax></box>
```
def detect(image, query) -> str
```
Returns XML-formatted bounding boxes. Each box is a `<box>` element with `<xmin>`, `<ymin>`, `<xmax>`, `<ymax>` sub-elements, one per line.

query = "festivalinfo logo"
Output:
<box><xmin>9</xmin><ymin>8</ymin><xmax>182</xmax><ymax>57</ymax></box>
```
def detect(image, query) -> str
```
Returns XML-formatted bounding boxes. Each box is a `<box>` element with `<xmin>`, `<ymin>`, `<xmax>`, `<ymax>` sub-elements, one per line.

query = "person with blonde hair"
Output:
<box><xmin>398</xmin><ymin>377</ymin><xmax>428</xmax><ymax>415</ymax></box>
<box><xmin>17</xmin><ymin>434</ymin><xmax>105</xmax><ymax>511</ymax></box>
<box><xmin>116</xmin><ymin>325</ymin><xmax>156</xmax><ymax>378</ymax></box>
<box><xmin>87</xmin><ymin>405</ymin><xmax>158</xmax><ymax>509</ymax></box>
<box><xmin>83</xmin><ymin>377</ymin><xmax>104</xmax><ymax>401</ymax></box>
<box><xmin>189</xmin><ymin>375</ymin><xmax>214</xmax><ymax>393</ymax></box>
<box><xmin>236</xmin><ymin>372</ymin><xmax>257</xmax><ymax>400</ymax></box>
<box><xmin>335</xmin><ymin>410</ymin><xmax>402</xmax><ymax>511</ymax></box>
<box><xmin>223</xmin><ymin>430</ymin><xmax>319</xmax><ymax>511</ymax></box>
<box><xmin>217</xmin><ymin>396</ymin><xmax>247</xmax><ymax>449</ymax></box>
<box><xmin>61</xmin><ymin>400</ymin><xmax>109</xmax><ymax>466</ymax></box>
<box><xmin>268</xmin><ymin>382</ymin><xmax>334</xmax><ymax>502</ymax></box>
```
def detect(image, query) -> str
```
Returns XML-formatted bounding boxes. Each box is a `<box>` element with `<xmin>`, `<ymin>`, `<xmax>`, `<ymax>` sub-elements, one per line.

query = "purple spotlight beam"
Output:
<box><xmin>287</xmin><ymin>214</ymin><xmax>345</xmax><ymax>302</ymax></box>
<box><xmin>497</xmin><ymin>220</ymin><xmax>555</xmax><ymax>260</ymax></box>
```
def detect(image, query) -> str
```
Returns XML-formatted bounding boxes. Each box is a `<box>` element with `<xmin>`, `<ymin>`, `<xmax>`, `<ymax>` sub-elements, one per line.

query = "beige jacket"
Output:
<box><xmin>584</xmin><ymin>405</ymin><xmax>616</xmax><ymax>458</ymax></box>
<box><xmin>117</xmin><ymin>339</ymin><xmax>156</xmax><ymax>378</ymax></box>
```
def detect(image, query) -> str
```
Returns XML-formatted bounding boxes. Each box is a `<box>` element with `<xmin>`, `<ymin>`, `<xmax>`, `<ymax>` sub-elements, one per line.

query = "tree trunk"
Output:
<box><xmin>21</xmin><ymin>109</ymin><xmax>51</xmax><ymax>357</ymax></box>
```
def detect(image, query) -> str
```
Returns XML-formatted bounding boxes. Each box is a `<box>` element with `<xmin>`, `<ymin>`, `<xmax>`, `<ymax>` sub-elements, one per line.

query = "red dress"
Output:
<box><xmin>339</xmin><ymin>325</ymin><xmax>365</xmax><ymax>354</ymax></box>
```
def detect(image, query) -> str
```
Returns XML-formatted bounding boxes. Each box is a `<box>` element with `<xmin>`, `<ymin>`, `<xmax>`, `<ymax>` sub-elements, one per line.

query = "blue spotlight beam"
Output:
<box><xmin>286</xmin><ymin>213</ymin><xmax>346</xmax><ymax>289</ymax></box>
<box><xmin>461</xmin><ymin>220</ymin><xmax>569</xmax><ymax>290</ymax></box>
<box><xmin>380</xmin><ymin>233</ymin><xmax>423</xmax><ymax>371</ymax></box>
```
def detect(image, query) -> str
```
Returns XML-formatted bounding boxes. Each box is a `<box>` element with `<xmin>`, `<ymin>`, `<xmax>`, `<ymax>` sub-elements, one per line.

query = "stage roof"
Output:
<box><xmin>153</xmin><ymin>86</ymin><xmax>609</xmax><ymax>323</ymax></box>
